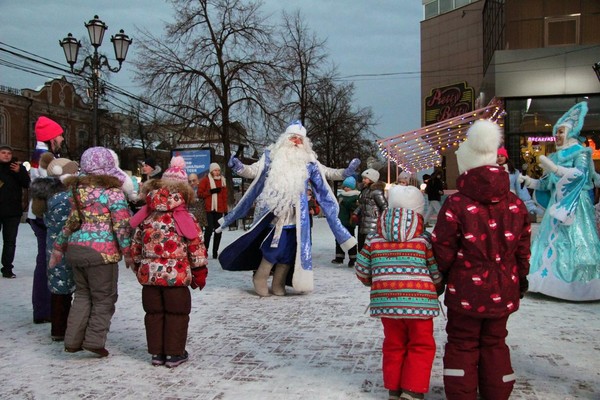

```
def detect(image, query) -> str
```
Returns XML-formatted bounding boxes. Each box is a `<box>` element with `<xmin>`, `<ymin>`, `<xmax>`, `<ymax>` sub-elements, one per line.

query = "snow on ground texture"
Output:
<box><xmin>0</xmin><ymin>218</ymin><xmax>598</xmax><ymax>399</ymax></box>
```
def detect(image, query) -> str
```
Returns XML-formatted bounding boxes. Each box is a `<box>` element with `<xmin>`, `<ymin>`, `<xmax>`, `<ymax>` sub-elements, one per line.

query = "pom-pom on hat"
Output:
<box><xmin>342</xmin><ymin>176</ymin><xmax>356</xmax><ymax>190</ymax></box>
<box><xmin>497</xmin><ymin>147</ymin><xmax>509</xmax><ymax>159</ymax></box>
<box><xmin>388</xmin><ymin>185</ymin><xmax>425</xmax><ymax>215</ymax></box>
<box><xmin>456</xmin><ymin>119</ymin><xmax>502</xmax><ymax>174</ymax></box>
<box><xmin>47</xmin><ymin>158</ymin><xmax>79</xmax><ymax>177</ymax></box>
<box><xmin>35</xmin><ymin>116</ymin><xmax>63</xmax><ymax>142</ymax></box>
<box><xmin>284</xmin><ymin>120</ymin><xmax>307</xmax><ymax>137</ymax></box>
<box><xmin>362</xmin><ymin>168</ymin><xmax>380</xmax><ymax>183</ymax></box>
<box><xmin>209</xmin><ymin>162</ymin><xmax>221</xmax><ymax>172</ymax></box>
<box><xmin>163</xmin><ymin>156</ymin><xmax>188</xmax><ymax>182</ymax></box>
<box><xmin>80</xmin><ymin>147</ymin><xmax>126</xmax><ymax>184</ymax></box>
<box><xmin>39</xmin><ymin>152</ymin><xmax>55</xmax><ymax>169</ymax></box>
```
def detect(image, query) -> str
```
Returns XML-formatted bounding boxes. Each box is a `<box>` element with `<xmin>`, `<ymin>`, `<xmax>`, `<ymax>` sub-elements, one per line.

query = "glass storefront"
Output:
<box><xmin>504</xmin><ymin>95</ymin><xmax>600</xmax><ymax>177</ymax></box>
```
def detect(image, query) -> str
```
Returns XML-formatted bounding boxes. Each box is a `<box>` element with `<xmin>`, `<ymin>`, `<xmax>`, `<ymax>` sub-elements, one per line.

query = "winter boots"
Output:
<box><xmin>253</xmin><ymin>260</ymin><xmax>290</xmax><ymax>297</ymax></box>
<box><xmin>331</xmin><ymin>257</ymin><xmax>343</xmax><ymax>264</ymax></box>
<box><xmin>253</xmin><ymin>259</ymin><xmax>274</xmax><ymax>297</ymax></box>
<box><xmin>271</xmin><ymin>264</ymin><xmax>290</xmax><ymax>296</ymax></box>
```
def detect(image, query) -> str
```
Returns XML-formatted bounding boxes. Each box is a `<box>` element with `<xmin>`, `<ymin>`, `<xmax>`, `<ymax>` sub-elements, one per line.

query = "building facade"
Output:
<box><xmin>420</xmin><ymin>0</ymin><xmax>600</xmax><ymax>186</ymax></box>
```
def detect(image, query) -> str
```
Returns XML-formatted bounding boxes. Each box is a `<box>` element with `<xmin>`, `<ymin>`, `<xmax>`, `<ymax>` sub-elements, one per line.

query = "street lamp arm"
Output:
<box><xmin>69</xmin><ymin>54</ymin><xmax>122</xmax><ymax>75</ymax></box>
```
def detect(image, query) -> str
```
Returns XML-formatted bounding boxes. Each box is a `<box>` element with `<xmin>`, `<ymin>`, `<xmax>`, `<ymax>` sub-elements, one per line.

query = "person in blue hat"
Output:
<box><xmin>331</xmin><ymin>176</ymin><xmax>360</xmax><ymax>267</ymax></box>
<box><xmin>520</xmin><ymin>101</ymin><xmax>600</xmax><ymax>301</ymax></box>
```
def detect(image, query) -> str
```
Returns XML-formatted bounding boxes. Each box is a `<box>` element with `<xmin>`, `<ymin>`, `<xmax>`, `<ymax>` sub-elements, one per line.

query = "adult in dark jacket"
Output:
<box><xmin>432</xmin><ymin>120</ymin><xmax>531</xmax><ymax>400</ymax></box>
<box><xmin>0</xmin><ymin>145</ymin><xmax>30</xmax><ymax>278</ymax></box>
<box><xmin>352</xmin><ymin>168</ymin><xmax>387</xmax><ymax>252</ymax></box>
<box><xmin>423</xmin><ymin>169</ymin><xmax>444</xmax><ymax>226</ymax></box>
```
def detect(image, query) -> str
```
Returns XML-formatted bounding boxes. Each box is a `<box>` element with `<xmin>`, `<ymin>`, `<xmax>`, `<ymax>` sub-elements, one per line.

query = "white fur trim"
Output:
<box><xmin>340</xmin><ymin>236</ymin><xmax>358</xmax><ymax>252</ymax></box>
<box><xmin>502</xmin><ymin>373</ymin><xmax>516</xmax><ymax>383</ymax></box>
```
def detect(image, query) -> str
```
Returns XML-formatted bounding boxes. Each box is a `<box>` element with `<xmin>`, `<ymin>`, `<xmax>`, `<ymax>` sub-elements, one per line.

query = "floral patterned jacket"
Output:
<box><xmin>54</xmin><ymin>175</ymin><xmax>132</xmax><ymax>264</ymax></box>
<box><xmin>131</xmin><ymin>179</ymin><xmax>208</xmax><ymax>286</ymax></box>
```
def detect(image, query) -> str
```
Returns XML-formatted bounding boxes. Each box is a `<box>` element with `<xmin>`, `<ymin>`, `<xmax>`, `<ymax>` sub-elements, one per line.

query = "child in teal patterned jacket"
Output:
<box><xmin>355</xmin><ymin>185</ymin><xmax>443</xmax><ymax>400</ymax></box>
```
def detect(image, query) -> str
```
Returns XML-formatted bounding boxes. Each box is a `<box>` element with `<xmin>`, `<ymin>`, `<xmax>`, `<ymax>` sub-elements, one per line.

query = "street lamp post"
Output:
<box><xmin>59</xmin><ymin>15</ymin><xmax>132</xmax><ymax>146</ymax></box>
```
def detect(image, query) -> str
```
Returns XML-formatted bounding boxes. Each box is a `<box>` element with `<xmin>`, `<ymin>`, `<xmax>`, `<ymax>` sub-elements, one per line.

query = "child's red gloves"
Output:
<box><xmin>190</xmin><ymin>267</ymin><xmax>208</xmax><ymax>290</ymax></box>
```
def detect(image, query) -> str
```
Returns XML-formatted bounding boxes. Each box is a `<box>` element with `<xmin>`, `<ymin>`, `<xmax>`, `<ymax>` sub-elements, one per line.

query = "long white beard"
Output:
<box><xmin>257</xmin><ymin>137</ymin><xmax>314</xmax><ymax>217</ymax></box>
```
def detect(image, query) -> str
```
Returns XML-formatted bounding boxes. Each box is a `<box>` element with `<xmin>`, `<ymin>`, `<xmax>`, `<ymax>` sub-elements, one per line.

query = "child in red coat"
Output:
<box><xmin>130</xmin><ymin>156</ymin><xmax>208</xmax><ymax>368</ymax></box>
<box><xmin>432</xmin><ymin>120</ymin><xmax>531</xmax><ymax>400</ymax></box>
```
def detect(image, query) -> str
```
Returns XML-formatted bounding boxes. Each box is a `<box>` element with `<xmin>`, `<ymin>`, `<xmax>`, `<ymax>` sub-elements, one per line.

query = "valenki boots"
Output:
<box><xmin>253</xmin><ymin>259</ymin><xmax>274</xmax><ymax>297</ymax></box>
<box><xmin>271</xmin><ymin>264</ymin><xmax>290</xmax><ymax>296</ymax></box>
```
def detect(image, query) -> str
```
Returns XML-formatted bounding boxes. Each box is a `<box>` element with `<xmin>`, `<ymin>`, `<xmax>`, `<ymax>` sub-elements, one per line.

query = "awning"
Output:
<box><xmin>377</xmin><ymin>98</ymin><xmax>505</xmax><ymax>172</ymax></box>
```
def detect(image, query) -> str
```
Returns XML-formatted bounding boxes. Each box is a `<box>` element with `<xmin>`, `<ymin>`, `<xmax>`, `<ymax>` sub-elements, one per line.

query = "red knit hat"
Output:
<box><xmin>35</xmin><ymin>116</ymin><xmax>63</xmax><ymax>142</ymax></box>
<box><xmin>497</xmin><ymin>147</ymin><xmax>509</xmax><ymax>159</ymax></box>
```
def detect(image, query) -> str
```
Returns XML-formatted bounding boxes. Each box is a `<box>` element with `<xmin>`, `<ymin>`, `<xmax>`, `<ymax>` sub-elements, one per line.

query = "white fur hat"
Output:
<box><xmin>362</xmin><ymin>168</ymin><xmax>380</xmax><ymax>183</ymax></box>
<box><xmin>456</xmin><ymin>119</ymin><xmax>501</xmax><ymax>174</ymax></box>
<box><xmin>387</xmin><ymin>185</ymin><xmax>425</xmax><ymax>215</ymax></box>
<box><xmin>284</xmin><ymin>120</ymin><xmax>307</xmax><ymax>137</ymax></box>
<box><xmin>209</xmin><ymin>162</ymin><xmax>221</xmax><ymax>172</ymax></box>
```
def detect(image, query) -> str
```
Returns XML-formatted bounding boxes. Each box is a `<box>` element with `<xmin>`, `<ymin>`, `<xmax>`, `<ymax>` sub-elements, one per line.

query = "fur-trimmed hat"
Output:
<box><xmin>80</xmin><ymin>147</ymin><xmax>126</xmax><ymax>184</ymax></box>
<box><xmin>209</xmin><ymin>162</ymin><xmax>221</xmax><ymax>173</ymax></box>
<box><xmin>35</xmin><ymin>116</ymin><xmax>63</xmax><ymax>142</ymax></box>
<box><xmin>362</xmin><ymin>168</ymin><xmax>380</xmax><ymax>183</ymax></box>
<box><xmin>284</xmin><ymin>120</ymin><xmax>307</xmax><ymax>137</ymax></box>
<box><xmin>456</xmin><ymin>120</ymin><xmax>502</xmax><ymax>174</ymax></box>
<box><xmin>163</xmin><ymin>156</ymin><xmax>188</xmax><ymax>182</ymax></box>
<box><xmin>387</xmin><ymin>185</ymin><xmax>425</xmax><ymax>215</ymax></box>
<box><xmin>0</xmin><ymin>144</ymin><xmax>13</xmax><ymax>151</ymax></box>
<box><xmin>47</xmin><ymin>158</ymin><xmax>79</xmax><ymax>177</ymax></box>
<box><xmin>342</xmin><ymin>176</ymin><xmax>356</xmax><ymax>190</ymax></box>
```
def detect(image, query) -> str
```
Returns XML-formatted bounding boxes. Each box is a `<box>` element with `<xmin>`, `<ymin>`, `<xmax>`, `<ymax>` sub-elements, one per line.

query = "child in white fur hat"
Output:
<box><xmin>355</xmin><ymin>185</ymin><xmax>443</xmax><ymax>400</ymax></box>
<box><xmin>432</xmin><ymin>119</ymin><xmax>531</xmax><ymax>400</ymax></box>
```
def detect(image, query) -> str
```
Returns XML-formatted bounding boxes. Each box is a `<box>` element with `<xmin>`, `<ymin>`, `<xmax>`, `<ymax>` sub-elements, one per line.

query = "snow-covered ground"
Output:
<box><xmin>0</xmin><ymin>218</ymin><xmax>598</xmax><ymax>399</ymax></box>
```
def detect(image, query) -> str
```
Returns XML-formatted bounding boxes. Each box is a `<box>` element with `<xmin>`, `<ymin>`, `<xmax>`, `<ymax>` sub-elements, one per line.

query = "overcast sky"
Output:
<box><xmin>0</xmin><ymin>0</ymin><xmax>423</xmax><ymax>139</ymax></box>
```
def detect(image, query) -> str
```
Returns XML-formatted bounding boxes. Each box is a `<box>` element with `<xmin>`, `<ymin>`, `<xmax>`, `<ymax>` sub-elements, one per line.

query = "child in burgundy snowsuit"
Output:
<box><xmin>130</xmin><ymin>156</ymin><xmax>208</xmax><ymax>368</ymax></box>
<box><xmin>432</xmin><ymin>120</ymin><xmax>531</xmax><ymax>400</ymax></box>
<box><xmin>356</xmin><ymin>185</ymin><xmax>443</xmax><ymax>400</ymax></box>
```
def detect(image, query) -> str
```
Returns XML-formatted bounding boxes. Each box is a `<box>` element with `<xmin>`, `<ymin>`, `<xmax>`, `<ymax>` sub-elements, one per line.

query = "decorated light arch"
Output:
<box><xmin>377</xmin><ymin>98</ymin><xmax>505</xmax><ymax>178</ymax></box>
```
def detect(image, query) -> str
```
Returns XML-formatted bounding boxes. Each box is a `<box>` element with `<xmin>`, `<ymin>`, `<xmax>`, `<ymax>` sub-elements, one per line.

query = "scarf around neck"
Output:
<box><xmin>130</xmin><ymin>204</ymin><xmax>199</xmax><ymax>240</ymax></box>
<box><xmin>208</xmin><ymin>174</ymin><xmax>226</xmax><ymax>211</ymax></box>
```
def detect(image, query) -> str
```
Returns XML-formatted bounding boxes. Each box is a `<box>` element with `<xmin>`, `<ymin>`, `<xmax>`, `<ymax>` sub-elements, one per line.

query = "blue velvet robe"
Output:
<box><xmin>218</xmin><ymin>150</ymin><xmax>357</xmax><ymax>292</ymax></box>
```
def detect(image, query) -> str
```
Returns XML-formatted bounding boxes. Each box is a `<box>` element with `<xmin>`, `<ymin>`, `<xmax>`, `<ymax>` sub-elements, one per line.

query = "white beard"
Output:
<box><xmin>257</xmin><ymin>135</ymin><xmax>315</xmax><ymax>217</ymax></box>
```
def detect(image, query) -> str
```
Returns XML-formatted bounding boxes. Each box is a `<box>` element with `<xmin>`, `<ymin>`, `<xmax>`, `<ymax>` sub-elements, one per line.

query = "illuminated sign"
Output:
<box><xmin>424</xmin><ymin>82</ymin><xmax>474</xmax><ymax>126</ymax></box>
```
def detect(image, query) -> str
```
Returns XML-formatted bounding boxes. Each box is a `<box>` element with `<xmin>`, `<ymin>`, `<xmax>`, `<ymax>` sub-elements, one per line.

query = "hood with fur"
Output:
<box><xmin>141</xmin><ymin>179</ymin><xmax>195</xmax><ymax>211</ymax></box>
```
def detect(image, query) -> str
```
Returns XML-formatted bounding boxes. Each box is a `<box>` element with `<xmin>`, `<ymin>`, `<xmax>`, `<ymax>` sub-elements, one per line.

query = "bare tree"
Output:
<box><xmin>274</xmin><ymin>9</ymin><xmax>329</xmax><ymax>131</ymax></box>
<box><xmin>307</xmin><ymin>76</ymin><xmax>378</xmax><ymax>171</ymax></box>
<box><xmin>133</xmin><ymin>0</ymin><xmax>279</xmax><ymax>204</ymax></box>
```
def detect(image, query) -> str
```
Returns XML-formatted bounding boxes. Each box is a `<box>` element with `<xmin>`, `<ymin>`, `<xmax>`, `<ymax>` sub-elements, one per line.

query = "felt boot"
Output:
<box><xmin>271</xmin><ymin>264</ymin><xmax>290</xmax><ymax>296</ymax></box>
<box><xmin>253</xmin><ymin>259</ymin><xmax>274</xmax><ymax>297</ymax></box>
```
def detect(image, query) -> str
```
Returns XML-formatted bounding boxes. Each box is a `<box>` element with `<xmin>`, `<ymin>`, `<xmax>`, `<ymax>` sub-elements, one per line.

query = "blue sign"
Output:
<box><xmin>172</xmin><ymin>148</ymin><xmax>211</xmax><ymax>176</ymax></box>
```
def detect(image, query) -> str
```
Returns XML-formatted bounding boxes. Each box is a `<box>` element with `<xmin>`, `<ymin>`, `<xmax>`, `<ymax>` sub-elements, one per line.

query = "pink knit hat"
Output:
<box><xmin>497</xmin><ymin>147</ymin><xmax>509</xmax><ymax>159</ymax></box>
<box><xmin>35</xmin><ymin>116</ymin><xmax>64</xmax><ymax>142</ymax></box>
<box><xmin>163</xmin><ymin>156</ymin><xmax>188</xmax><ymax>182</ymax></box>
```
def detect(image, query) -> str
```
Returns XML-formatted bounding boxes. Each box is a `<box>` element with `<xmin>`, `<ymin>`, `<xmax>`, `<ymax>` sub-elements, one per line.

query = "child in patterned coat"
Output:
<box><xmin>130</xmin><ymin>156</ymin><xmax>208</xmax><ymax>368</ymax></box>
<box><xmin>355</xmin><ymin>185</ymin><xmax>443</xmax><ymax>400</ymax></box>
<box><xmin>432</xmin><ymin>120</ymin><xmax>530</xmax><ymax>400</ymax></box>
<box><xmin>30</xmin><ymin>158</ymin><xmax>79</xmax><ymax>341</ymax></box>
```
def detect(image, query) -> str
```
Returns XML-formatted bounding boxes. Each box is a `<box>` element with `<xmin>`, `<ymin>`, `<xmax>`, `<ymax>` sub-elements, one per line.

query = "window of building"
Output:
<box><xmin>423</xmin><ymin>0</ymin><xmax>474</xmax><ymax>20</ymax></box>
<box><xmin>440</xmin><ymin>0</ymin><xmax>453</xmax><ymax>13</ymax></box>
<box><xmin>545</xmin><ymin>15</ymin><xmax>580</xmax><ymax>47</ymax></box>
<box><xmin>424</xmin><ymin>1</ymin><xmax>439</xmax><ymax>20</ymax></box>
<box><xmin>0</xmin><ymin>111</ymin><xmax>6</xmax><ymax>144</ymax></box>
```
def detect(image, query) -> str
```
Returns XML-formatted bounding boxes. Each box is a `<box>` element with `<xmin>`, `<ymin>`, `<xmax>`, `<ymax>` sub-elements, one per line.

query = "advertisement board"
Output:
<box><xmin>171</xmin><ymin>148</ymin><xmax>212</xmax><ymax>176</ymax></box>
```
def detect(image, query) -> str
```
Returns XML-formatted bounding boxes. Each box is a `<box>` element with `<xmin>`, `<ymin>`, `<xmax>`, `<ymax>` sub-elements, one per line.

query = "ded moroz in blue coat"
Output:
<box><xmin>217</xmin><ymin>150</ymin><xmax>357</xmax><ymax>293</ymax></box>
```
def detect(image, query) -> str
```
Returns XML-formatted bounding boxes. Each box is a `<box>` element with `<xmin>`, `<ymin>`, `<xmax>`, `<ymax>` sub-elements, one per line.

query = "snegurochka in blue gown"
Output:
<box><xmin>522</xmin><ymin>101</ymin><xmax>600</xmax><ymax>301</ymax></box>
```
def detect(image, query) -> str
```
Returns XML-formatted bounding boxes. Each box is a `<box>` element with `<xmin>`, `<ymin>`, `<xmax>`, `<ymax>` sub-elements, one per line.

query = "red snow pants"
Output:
<box><xmin>380</xmin><ymin>317</ymin><xmax>436</xmax><ymax>394</ymax></box>
<box><xmin>443</xmin><ymin>309</ymin><xmax>515</xmax><ymax>400</ymax></box>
